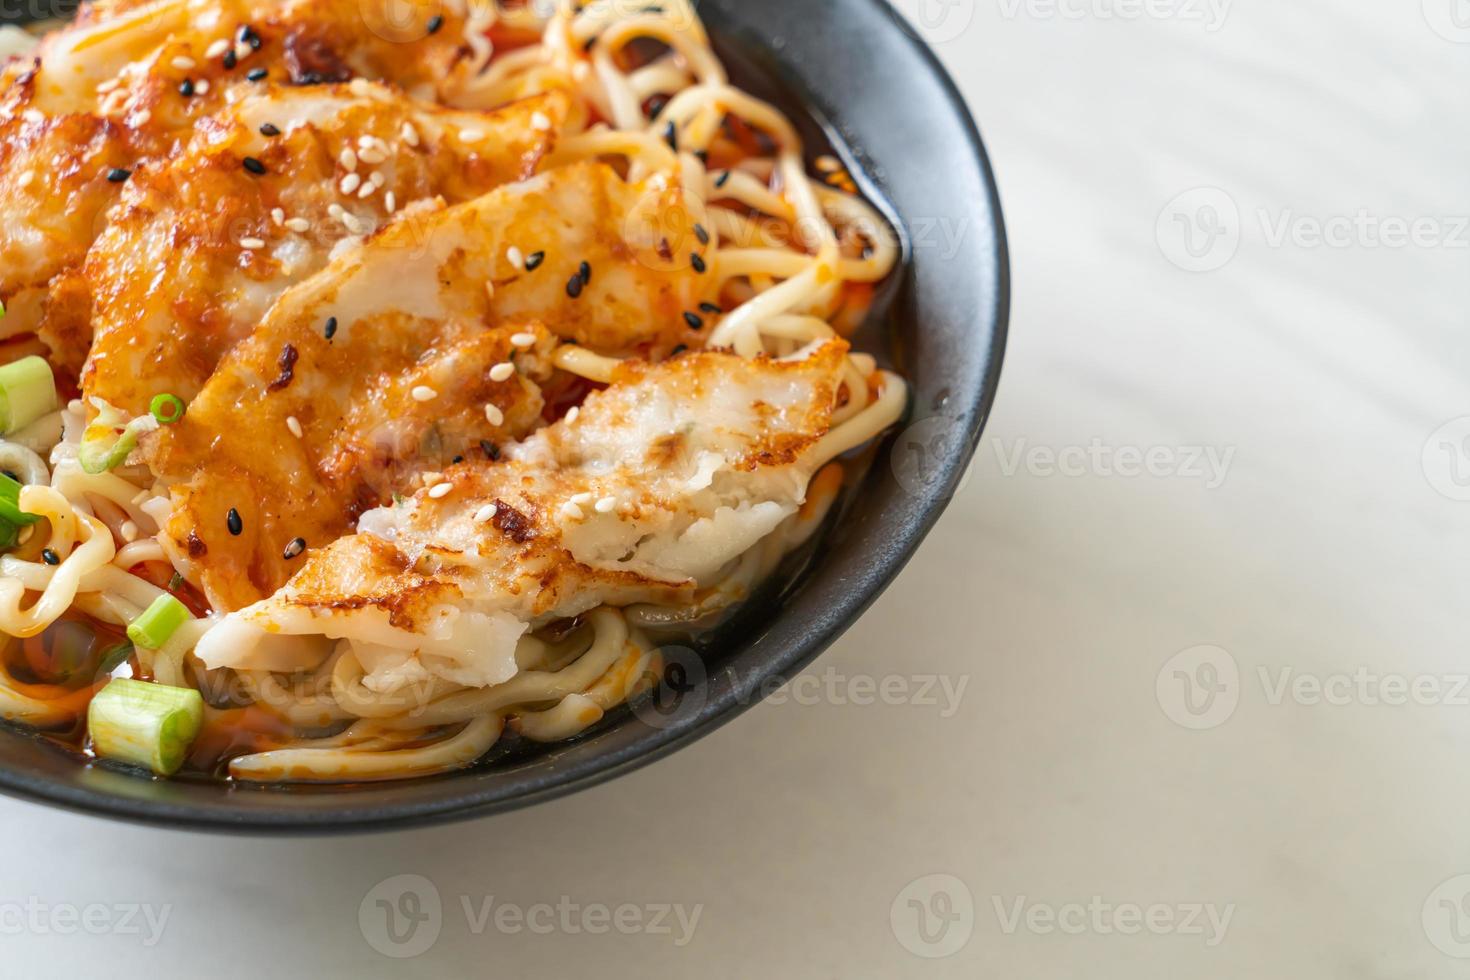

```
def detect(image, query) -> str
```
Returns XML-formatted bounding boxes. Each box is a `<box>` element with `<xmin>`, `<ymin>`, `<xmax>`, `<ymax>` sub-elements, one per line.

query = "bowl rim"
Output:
<box><xmin>0</xmin><ymin>0</ymin><xmax>1010</xmax><ymax>833</ymax></box>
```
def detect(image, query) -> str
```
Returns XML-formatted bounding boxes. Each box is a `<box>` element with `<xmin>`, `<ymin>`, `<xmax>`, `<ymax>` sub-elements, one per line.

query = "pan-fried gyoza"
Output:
<box><xmin>0</xmin><ymin>0</ymin><xmax>906</xmax><ymax>782</ymax></box>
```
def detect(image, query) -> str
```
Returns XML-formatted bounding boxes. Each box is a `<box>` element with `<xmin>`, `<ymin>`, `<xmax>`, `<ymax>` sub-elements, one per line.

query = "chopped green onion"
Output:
<box><xmin>125</xmin><ymin>594</ymin><xmax>191</xmax><ymax>650</ymax></box>
<box><xmin>148</xmin><ymin>392</ymin><xmax>185</xmax><ymax>425</ymax></box>
<box><xmin>0</xmin><ymin>473</ymin><xmax>39</xmax><ymax>527</ymax></box>
<box><xmin>77</xmin><ymin>403</ymin><xmax>158</xmax><ymax>475</ymax></box>
<box><xmin>0</xmin><ymin>518</ymin><xmax>21</xmax><ymax>551</ymax></box>
<box><xmin>87</xmin><ymin>678</ymin><xmax>204</xmax><ymax>776</ymax></box>
<box><xmin>0</xmin><ymin>356</ymin><xmax>57</xmax><ymax>435</ymax></box>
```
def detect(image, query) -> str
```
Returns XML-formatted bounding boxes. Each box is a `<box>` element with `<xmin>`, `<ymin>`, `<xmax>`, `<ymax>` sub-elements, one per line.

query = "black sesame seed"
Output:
<box><xmin>693</xmin><ymin>223</ymin><xmax>709</xmax><ymax>246</ymax></box>
<box><xmin>690</xmin><ymin>253</ymin><xmax>706</xmax><ymax>274</ymax></box>
<box><xmin>226</xmin><ymin>508</ymin><xmax>243</xmax><ymax>536</ymax></box>
<box><xmin>578</xmin><ymin>260</ymin><xmax>591</xmax><ymax>285</ymax></box>
<box><xmin>178</xmin><ymin>78</ymin><xmax>195</xmax><ymax>97</ymax></box>
<box><xmin>693</xmin><ymin>149</ymin><xmax>708</xmax><ymax>165</ymax></box>
<box><xmin>683</xmin><ymin>311</ymin><xmax>704</xmax><ymax>330</ymax></box>
<box><xmin>566</xmin><ymin>274</ymin><xmax>584</xmax><ymax>299</ymax></box>
<box><xmin>283</xmin><ymin>537</ymin><xmax>306</xmax><ymax>560</ymax></box>
<box><xmin>259</xmin><ymin>122</ymin><xmax>281</xmax><ymax>137</ymax></box>
<box><xmin>242</xmin><ymin>156</ymin><xmax>266</xmax><ymax>175</ymax></box>
<box><xmin>452</xmin><ymin>455</ymin><xmax>464</xmax><ymax>465</ymax></box>
<box><xmin>663</xmin><ymin>120</ymin><xmax>677</xmax><ymax>150</ymax></box>
<box><xmin>222</xmin><ymin>48</ymin><xmax>237</xmax><ymax>69</ymax></box>
<box><xmin>698</xmin><ymin>302</ymin><xmax>723</xmax><ymax>314</ymax></box>
<box><xmin>238</xmin><ymin>24</ymin><xmax>262</xmax><ymax>50</ymax></box>
<box><xmin>426</xmin><ymin>13</ymin><xmax>444</xmax><ymax>33</ymax></box>
<box><xmin>106</xmin><ymin>167</ymin><xmax>131</xmax><ymax>183</ymax></box>
<box><xmin>40</xmin><ymin>548</ymin><xmax>59</xmax><ymax>565</ymax></box>
<box><xmin>670</xmin><ymin>344</ymin><xmax>688</xmax><ymax>356</ymax></box>
<box><xmin>524</xmin><ymin>251</ymin><xmax>545</xmax><ymax>271</ymax></box>
<box><xmin>246</xmin><ymin>67</ymin><xmax>267</xmax><ymax>82</ymax></box>
<box><xmin>323</xmin><ymin>316</ymin><xmax>337</xmax><ymax>340</ymax></box>
<box><xmin>480</xmin><ymin>440</ymin><xmax>501</xmax><ymax>461</ymax></box>
<box><xmin>714</xmin><ymin>170</ymin><xmax>731</xmax><ymax>188</ymax></box>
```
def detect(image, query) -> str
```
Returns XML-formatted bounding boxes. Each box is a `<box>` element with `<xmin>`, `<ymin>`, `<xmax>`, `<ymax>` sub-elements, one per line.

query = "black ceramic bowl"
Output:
<box><xmin>0</xmin><ymin>0</ymin><xmax>1008</xmax><ymax>831</ymax></box>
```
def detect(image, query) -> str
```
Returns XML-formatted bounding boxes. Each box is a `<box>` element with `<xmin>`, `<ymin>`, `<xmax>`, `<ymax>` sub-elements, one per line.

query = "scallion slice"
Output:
<box><xmin>87</xmin><ymin>678</ymin><xmax>204</xmax><ymax>776</ymax></box>
<box><xmin>0</xmin><ymin>356</ymin><xmax>57</xmax><ymax>435</ymax></box>
<box><xmin>0</xmin><ymin>473</ymin><xmax>39</xmax><ymax>527</ymax></box>
<box><xmin>125</xmin><ymin>594</ymin><xmax>191</xmax><ymax>650</ymax></box>
<box><xmin>148</xmin><ymin>392</ymin><xmax>185</xmax><ymax>425</ymax></box>
<box><xmin>77</xmin><ymin>403</ymin><xmax>158</xmax><ymax>475</ymax></box>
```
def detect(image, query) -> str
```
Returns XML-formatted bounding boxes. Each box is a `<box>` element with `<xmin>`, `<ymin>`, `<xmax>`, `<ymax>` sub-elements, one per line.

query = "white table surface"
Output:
<box><xmin>4</xmin><ymin>1</ymin><xmax>1467</xmax><ymax>975</ymax></box>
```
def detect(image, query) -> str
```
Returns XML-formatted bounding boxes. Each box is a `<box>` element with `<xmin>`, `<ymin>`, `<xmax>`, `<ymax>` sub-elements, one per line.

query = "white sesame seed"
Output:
<box><xmin>233</xmin><ymin>42</ymin><xmax>250</xmax><ymax>61</ymax></box>
<box><xmin>569</xmin><ymin>492</ymin><xmax>593</xmax><ymax>506</ymax></box>
<box><xmin>411</xmin><ymin>385</ymin><xmax>437</xmax><ymax>402</ymax></box>
<box><xmin>384</xmin><ymin>191</ymin><xmax>396</xmax><ymax>213</ymax></box>
<box><xmin>285</xmin><ymin>217</ymin><xmax>310</xmax><ymax>232</ymax></box>
<box><xmin>358</xmin><ymin>146</ymin><xmax>387</xmax><ymax>165</ymax></box>
<box><xmin>459</xmin><ymin>128</ymin><xmax>486</xmax><ymax>142</ymax></box>
<box><xmin>560</xmin><ymin>502</ymin><xmax>584</xmax><ymax>520</ymax></box>
<box><xmin>484</xmin><ymin>281</ymin><xmax>496</xmax><ymax>300</ymax></box>
<box><xmin>171</xmin><ymin>55</ymin><xmax>196</xmax><ymax>71</ymax></box>
<box><xmin>531</xmin><ymin>111</ymin><xmax>551</xmax><ymax>131</ymax></box>
<box><xmin>510</xmin><ymin>331</ymin><xmax>536</xmax><ymax>348</ymax></box>
<box><xmin>239</xmin><ymin>237</ymin><xmax>266</xmax><ymax>249</ymax></box>
<box><xmin>120</xmin><ymin>520</ymin><xmax>139</xmax><ymax>542</ymax></box>
<box><xmin>474</xmin><ymin>503</ymin><xmax>498</xmax><ymax>523</ymax></box>
<box><xmin>357</xmin><ymin>181</ymin><xmax>376</xmax><ymax>199</ymax></box>
<box><xmin>420</xmin><ymin>472</ymin><xmax>443</xmax><ymax>486</ymax></box>
<box><xmin>205</xmin><ymin>38</ymin><xmax>230</xmax><ymax>58</ymax></box>
<box><xmin>339</xmin><ymin>148</ymin><xmax>358</xmax><ymax>171</ymax></box>
<box><xmin>349</xmin><ymin>78</ymin><xmax>370</xmax><ymax>97</ymax></box>
<box><xmin>194</xmin><ymin>79</ymin><xmax>210</xmax><ymax>95</ymax></box>
<box><xmin>369</xmin><ymin>170</ymin><xmax>385</xmax><ymax>188</ymax></box>
<box><xmin>400</xmin><ymin>122</ymin><xmax>420</xmax><ymax>147</ymax></box>
<box><xmin>485</xmin><ymin>404</ymin><xmax>504</xmax><ymax>426</ymax></box>
<box><xmin>507</xmin><ymin>246</ymin><xmax>524</xmax><ymax>270</ymax></box>
<box><xmin>342</xmin><ymin>213</ymin><xmax>367</xmax><ymax>234</ymax></box>
<box><xmin>270</xmin><ymin>207</ymin><xmax>285</xmax><ymax>226</ymax></box>
<box><xmin>16</xmin><ymin>171</ymin><xmax>33</xmax><ymax>188</ymax></box>
<box><xmin>564</xmin><ymin>406</ymin><xmax>579</xmax><ymax>424</ymax></box>
<box><xmin>428</xmin><ymin>482</ymin><xmax>453</xmax><ymax>499</ymax></box>
<box><xmin>594</xmin><ymin>496</ymin><xmax>616</xmax><ymax>513</ymax></box>
<box><xmin>489</xmin><ymin>362</ymin><xmax>515</xmax><ymax>382</ymax></box>
<box><xmin>286</xmin><ymin>415</ymin><xmax>303</xmax><ymax>438</ymax></box>
<box><xmin>96</xmin><ymin>78</ymin><xmax>120</xmax><ymax>94</ymax></box>
<box><xmin>134</xmin><ymin>109</ymin><xmax>152</xmax><ymax>126</ymax></box>
<box><xmin>340</xmin><ymin>173</ymin><xmax>361</xmax><ymax>194</ymax></box>
<box><xmin>327</xmin><ymin>203</ymin><xmax>345</xmax><ymax>218</ymax></box>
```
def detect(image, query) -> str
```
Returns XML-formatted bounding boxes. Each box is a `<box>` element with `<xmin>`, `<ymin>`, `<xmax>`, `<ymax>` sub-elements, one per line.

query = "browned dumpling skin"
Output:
<box><xmin>155</xmin><ymin>162</ymin><xmax>708</xmax><ymax>611</ymax></box>
<box><xmin>0</xmin><ymin>0</ymin><xmax>506</xmax><ymax>369</ymax></box>
<box><xmin>194</xmin><ymin>341</ymin><xmax>851</xmax><ymax>688</ymax></box>
<box><xmin>80</xmin><ymin>83</ymin><xmax>569</xmax><ymax>414</ymax></box>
